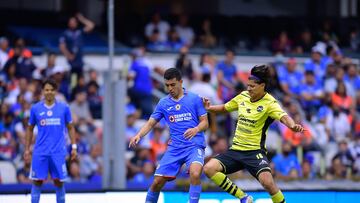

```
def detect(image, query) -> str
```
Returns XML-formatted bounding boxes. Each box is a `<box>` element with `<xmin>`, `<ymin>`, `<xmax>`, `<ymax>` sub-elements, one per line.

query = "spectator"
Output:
<box><xmin>86</xmin><ymin>81</ymin><xmax>102</xmax><ymax>119</ymax></box>
<box><xmin>59</xmin><ymin>13</ymin><xmax>95</xmax><ymax>77</ymax></box>
<box><xmin>216</xmin><ymin>49</ymin><xmax>238</xmax><ymax>102</ymax></box>
<box><xmin>70</xmin><ymin>90</ymin><xmax>93</xmax><ymax>124</ymax></box>
<box><xmin>145</xmin><ymin>12</ymin><xmax>170</xmax><ymax>44</ymax></box>
<box><xmin>40</xmin><ymin>52</ymin><xmax>57</xmax><ymax>78</ymax></box>
<box><xmin>149</xmin><ymin>124</ymin><xmax>167</xmax><ymax>162</ymax></box>
<box><xmin>198</xmin><ymin>53</ymin><xmax>217</xmax><ymax>87</ymax></box>
<box><xmin>166</xmin><ymin>28</ymin><xmax>184</xmax><ymax>51</ymax></box>
<box><xmin>17</xmin><ymin>163</ymin><xmax>31</xmax><ymax>183</ymax></box>
<box><xmin>50</xmin><ymin>65</ymin><xmax>70</xmax><ymax>100</ymax></box>
<box><xmin>198</xmin><ymin>19</ymin><xmax>217</xmax><ymax>48</ymax></box>
<box><xmin>71</xmin><ymin>74</ymin><xmax>87</xmax><ymax>101</ymax></box>
<box><xmin>8</xmin><ymin>38</ymin><xmax>32</xmax><ymax>59</ymax></box>
<box><xmin>127</xmin><ymin>48</ymin><xmax>153</xmax><ymax>119</ymax></box>
<box><xmin>68</xmin><ymin>161</ymin><xmax>86</xmax><ymax>183</ymax></box>
<box><xmin>175</xmin><ymin>46</ymin><xmax>194</xmax><ymax>81</ymax></box>
<box><xmin>294</xmin><ymin>29</ymin><xmax>314</xmax><ymax>54</ymax></box>
<box><xmin>304</xmin><ymin>45</ymin><xmax>327</xmax><ymax>83</ymax></box>
<box><xmin>325</xmin><ymin>157</ymin><xmax>348</xmax><ymax>180</ymax></box>
<box><xmin>333</xmin><ymin>140</ymin><xmax>355</xmax><ymax>170</ymax></box>
<box><xmin>80</xmin><ymin>143</ymin><xmax>102</xmax><ymax>180</ymax></box>
<box><xmin>325</xmin><ymin>67</ymin><xmax>355</xmax><ymax>98</ymax></box>
<box><xmin>331</xmin><ymin>81</ymin><xmax>354</xmax><ymax>119</ymax></box>
<box><xmin>175</xmin><ymin>14</ymin><xmax>195</xmax><ymax>47</ymax></box>
<box><xmin>299</xmin><ymin>70</ymin><xmax>324</xmax><ymax>117</ymax></box>
<box><xmin>300</xmin><ymin>159</ymin><xmax>317</xmax><ymax>180</ymax></box>
<box><xmin>344</xmin><ymin>63</ymin><xmax>360</xmax><ymax>93</ymax></box>
<box><xmin>271</xmin><ymin>31</ymin><xmax>293</xmax><ymax>54</ymax></box>
<box><xmin>326</xmin><ymin>105</ymin><xmax>351</xmax><ymax>142</ymax></box>
<box><xmin>272</xmin><ymin>142</ymin><xmax>301</xmax><ymax>181</ymax></box>
<box><xmin>278</xmin><ymin>58</ymin><xmax>303</xmax><ymax>97</ymax></box>
<box><xmin>127</xmin><ymin>144</ymin><xmax>152</xmax><ymax>179</ymax></box>
<box><xmin>129</xmin><ymin>161</ymin><xmax>155</xmax><ymax>187</ymax></box>
<box><xmin>0</xmin><ymin>37</ymin><xmax>9</xmax><ymax>69</ymax></box>
<box><xmin>4</xmin><ymin>46</ymin><xmax>36</xmax><ymax>80</ymax></box>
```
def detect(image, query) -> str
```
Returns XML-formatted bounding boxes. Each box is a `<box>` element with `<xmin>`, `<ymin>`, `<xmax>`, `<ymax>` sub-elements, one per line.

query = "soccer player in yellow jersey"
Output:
<box><xmin>203</xmin><ymin>65</ymin><xmax>304</xmax><ymax>203</ymax></box>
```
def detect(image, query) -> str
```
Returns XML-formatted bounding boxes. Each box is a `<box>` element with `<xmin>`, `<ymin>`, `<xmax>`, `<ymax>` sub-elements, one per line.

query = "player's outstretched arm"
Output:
<box><xmin>203</xmin><ymin>98</ymin><xmax>227</xmax><ymax>114</ymax></box>
<box><xmin>280</xmin><ymin>115</ymin><xmax>304</xmax><ymax>132</ymax></box>
<box><xmin>24</xmin><ymin>125</ymin><xmax>35</xmax><ymax>164</ymax></box>
<box><xmin>67</xmin><ymin>123</ymin><xmax>78</xmax><ymax>161</ymax></box>
<box><xmin>129</xmin><ymin>118</ymin><xmax>158</xmax><ymax>148</ymax></box>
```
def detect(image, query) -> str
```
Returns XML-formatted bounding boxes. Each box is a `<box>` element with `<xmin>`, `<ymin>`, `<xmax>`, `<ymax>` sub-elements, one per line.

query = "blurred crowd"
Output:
<box><xmin>1</xmin><ymin>14</ymin><xmax>360</xmax><ymax>189</ymax></box>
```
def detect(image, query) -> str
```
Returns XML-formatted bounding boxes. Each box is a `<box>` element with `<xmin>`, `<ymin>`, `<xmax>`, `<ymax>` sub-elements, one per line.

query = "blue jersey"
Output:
<box><xmin>29</xmin><ymin>100</ymin><xmax>72</xmax><ymax>155</ymax></box>
<box><xmin>151</xmin><ymin>90</ymin><xmax>207</xmax><ymax>148</ymax></box>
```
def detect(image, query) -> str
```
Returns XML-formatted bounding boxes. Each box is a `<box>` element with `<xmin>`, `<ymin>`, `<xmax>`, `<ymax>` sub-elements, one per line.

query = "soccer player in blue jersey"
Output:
<box><xmin>129</xmin><ymin>68</ymin><xmax>209</xmax><ymax>203</ymax></box>
<box><xmin>24</xmin><ymin>79</ymin><xmax>77</xmax><ymax>203</ymax></box>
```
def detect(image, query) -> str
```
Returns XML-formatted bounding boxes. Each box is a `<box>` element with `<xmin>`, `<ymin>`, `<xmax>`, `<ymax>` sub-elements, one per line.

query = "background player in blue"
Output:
<box><xmin>129</xmin><ymin>68</ymin><xmax>209</xmax><ymax>203</ymax></box>
<box><xmin>24</xmin><ymin>79</ymin><xmax>77</xmax><ymax>203</ymax></box>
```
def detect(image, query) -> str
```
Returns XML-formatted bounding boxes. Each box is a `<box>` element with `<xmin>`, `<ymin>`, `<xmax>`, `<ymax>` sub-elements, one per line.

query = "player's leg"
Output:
<box><xmin>257</xmin><ymin>172</ymin><xmax>286</xmax><ymax>203</ymax></box>
<box><xmin>31</xmin><ymin>180</ymin><xmax>43</xmax><ymax>203</ymax></box>
<box><xmin>146</xmin><ymin>176</ymin><xmax>169</xmax><ymax>203</ymax></box>
<box><xmin>30</xmin><ymin>155</ymin><xmax>48</xmax><ymax>203</ymax></box>
<box><xmin>203</xmin><ymin>150</ymin><xmax>249</xmax><ymax>201</ymax></box>
<box><xmin>243</xmin><ymin>150</ymin><xmax>284</xmax><ymax>203</ymax></box>
<box><xmin>185</xmin><ymin>147</ymin><xmax>205</xmax><ymax>203</ymax></box>
<box><xmin>49</xmin><ymin>155</ymin><xmax>68</xmax><ymax>203</ymax></box>
<box><xmin>146</xmin><ymin>148</ymin><xmax>184</xmax><ymax>203</ymax></box>
<box><xmin>188</xmin><ymin>163</ymin><xmax>202</xmax><ymax>203</ymax></box>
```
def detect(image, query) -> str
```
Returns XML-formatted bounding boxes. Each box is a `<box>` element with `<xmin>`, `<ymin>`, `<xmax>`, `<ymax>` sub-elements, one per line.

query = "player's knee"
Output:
<box><xmin>203</xmin><ymin>163</ymin><xmax>215</xmax><ymax>177</ymax></box>
<box><xmin>190</xmin><ymin>170</ymin><xmax>202</xmax><ymax>179</ymax></box>
<box><xmin>53</xmin><ymin>179</ymin><xmax>63</xmax><ymax>187</ymax></box>
<box><xmin>258</xmin><ymin>171</ymin><xmax>275</xmax><ymax>190</ymax></box>
<box><xmin>33</xmin><ymin>180</ymin><xmax>43</xmax><ymax>186</ymax></box>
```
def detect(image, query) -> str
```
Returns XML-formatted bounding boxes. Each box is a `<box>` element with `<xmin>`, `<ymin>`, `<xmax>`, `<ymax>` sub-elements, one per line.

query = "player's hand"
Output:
<box><xmin>291</xmin><ymin>124</ymin><xmax>304</xmax><ymax>132</ymax></box>
<box><xmin>70</xmin><ymin>148</ymin><xmax>77</xmax><ymax>161</ymax></box>
<box><xmin>202</xmin><ymin>98</ymin><xmax>211</xmax><ymax>110</ymax></box>
<box><xmin>23</xmin><ymin>150</ymin><xmax>31</xmax><ymax>165</ymax></box>
<box><xmin>129</xmin><ymin>135</ymin><xmax>141</xmax><ymax>148</ymax></box>
<box><xmin>184</xmin><ymin>127</ymin><xmax>199</xmax><ymax>140</ymax></box>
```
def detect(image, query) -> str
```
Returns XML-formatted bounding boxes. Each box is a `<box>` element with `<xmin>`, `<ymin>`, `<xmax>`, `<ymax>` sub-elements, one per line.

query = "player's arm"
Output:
<box><xmin>67</xmin><ymin>123</ymin><xmax>78</xmax><ymax>161</ymax></box>
<box><xmin>280</xmin><ymin>115</ymin><xmax>304</xmax><ymax>132</ymax></box>
<box><xmin>76</xmin><ymin>13</ymin><xmax>95</xmax><ymax>33</ymax></box>
<box><xmin>24</xmin><ymin>125</ymin><xmax>35</xmax><ymax>164</ymax></box>
<box><xmin>129</xmin><ymin>118</ymin><xmax>158</xmax><ymax>148</ymax></box>
<box><xmin>184</xmin><ymin>115</ymin><xmax>209</xmax><ymax>139</ymax></box>
<box><xmin>203</xmin><ymin>98</ymin><xmax>232</xmax><ymax>114</ymax></box>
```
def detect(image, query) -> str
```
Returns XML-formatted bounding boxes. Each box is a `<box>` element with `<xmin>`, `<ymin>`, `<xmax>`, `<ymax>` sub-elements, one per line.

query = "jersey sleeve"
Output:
<box><xmin>195</xmin><ymin>95</ymin><xmax>207</xmax><ymax>117</ymax></box>
<box><xmin>150</xmin><ymin>101</ymin><xmax>164</xmax><ymax>121</ymax></box>
<box><xmin>267</xmin><ymin>100</ymin><xmax>287</xmax><ymax>120</ymax></box>
<box><xmin>28</xmin><ymin>107</ymin><xmax>36</xmax><ymax>126</ymax></box>
<box><xmin>224</xmin><ymin>95</ymin><xmax>240</xmax><ymax>112</ymax></box>
<box><xmin>64</xmin><ymin>105</ymin><xmax>73</xmax><ymax>124</ymax></box>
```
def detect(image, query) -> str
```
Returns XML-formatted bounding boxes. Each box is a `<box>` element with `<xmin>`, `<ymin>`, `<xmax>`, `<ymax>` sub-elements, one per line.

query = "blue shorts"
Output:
<box><xmin>154</xmin><ymin>145</ymin><xmax>204</xmax><ymax>179</ymax></box>
<box><xmin>30</xmin><ymin>154</ymin><xmax>68</xmax><ymax>181</ymax></box>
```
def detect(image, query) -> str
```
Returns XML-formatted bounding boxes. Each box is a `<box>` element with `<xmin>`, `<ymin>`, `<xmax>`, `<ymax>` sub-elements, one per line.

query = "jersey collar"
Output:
<box><xmin>43</xmin><ymin>100</ymin><xmax>57</xmax><ymax>109</ymax></box>
<box><xmin>169</xmin><ymin>88</ymin><xmax>187</xmax><ymax>102</ymax></box>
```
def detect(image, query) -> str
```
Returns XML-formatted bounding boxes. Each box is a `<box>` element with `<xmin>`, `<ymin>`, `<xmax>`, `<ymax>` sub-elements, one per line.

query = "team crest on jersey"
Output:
<box><xmin>169</xmin><ymin>115</ymin><xmax>175</xmax><ymax>122</ymax></box>
<box><xmin>40</xmin><ymin>119</ymin><xmax>46</xmax><ymax>126</ymax></box>
<box><xmin>47</xmin><ymin>110</ymin><xmax>53</xmax><ymax>116</ymax></box>
<box><xmin>175</xmin><ymin>104</ymin><xmax>181</xmax><ymax>110</ymax></box>
<box><xmin>257</xmin><ymin>106</ymin><xmax>263</xmax><ymax>112</ymax></box>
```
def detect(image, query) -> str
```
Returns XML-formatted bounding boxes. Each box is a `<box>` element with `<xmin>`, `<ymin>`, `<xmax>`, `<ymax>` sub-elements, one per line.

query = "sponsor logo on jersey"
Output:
<box><xmin>259</xmin><ymin>160</ymin><xmax>268</xmax><ymax>165</ymax></box>
<box><xmin>169</xmin><ymin>113</ymin><xmax>193</xmax><ymax>122</ymax></box>
<box><xmin>40</xmin><ymin>118</ymin><xmax>61</xmax><ymax>126</ymax></box>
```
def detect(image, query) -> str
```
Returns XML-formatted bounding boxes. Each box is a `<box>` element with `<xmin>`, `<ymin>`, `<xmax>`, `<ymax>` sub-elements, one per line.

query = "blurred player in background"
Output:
<box><xmin>24</xmin><ymin>79</ymin><xmax>77</xmax><ymax>203</ymax></box>
<box><xmin>203</xmin><ymin>65</ymin><xmax>304</xmax><ymax>203</ymax></box>
<box><xmin>129</xmin><ymin>68</ymin><xmax>209</xmax><ymax>203</ymax></box>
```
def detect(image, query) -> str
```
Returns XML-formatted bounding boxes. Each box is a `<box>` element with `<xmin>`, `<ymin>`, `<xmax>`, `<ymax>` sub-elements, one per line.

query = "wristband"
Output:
<box><xmin>71</xmin><ymin>144</ymin><xmax>77</xmax><ymax>150</ymax></box>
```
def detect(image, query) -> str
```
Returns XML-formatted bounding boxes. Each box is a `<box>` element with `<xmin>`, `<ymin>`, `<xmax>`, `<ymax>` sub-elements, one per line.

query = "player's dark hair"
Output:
<box><xmin>164</xmin><ymin>68</ymin><xmax>182</xmax><ymax>81</ymax></box>
<box><xmin>42</xmin><ymin>79</ymin><xmax>58</xmax><ymax>90</ymax></box>
<box><xmin>249</xmin><ymin>65</ymin><xmax>269</xmax><ymax>85</ymax></box>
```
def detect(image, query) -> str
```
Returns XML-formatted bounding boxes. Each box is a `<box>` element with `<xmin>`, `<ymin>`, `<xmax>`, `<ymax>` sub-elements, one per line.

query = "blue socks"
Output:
<box><xmin>55</xmin><ymin>185</ymin><xmax>66</xmax><ymax>203</ymax></box>
<box><xmin>189</xmin><ymin>184</ymin><xmax>202</xmax><ymax>203</ymax></box>
<box><xmin>31</xmin><ymin>184</ymin><xmax>41</xmax><ymax>203</ymax></box>
<box><xmin>145</xmin><ymin>189</ymin><xmax>160</xmax><ymax>203</ymax></box>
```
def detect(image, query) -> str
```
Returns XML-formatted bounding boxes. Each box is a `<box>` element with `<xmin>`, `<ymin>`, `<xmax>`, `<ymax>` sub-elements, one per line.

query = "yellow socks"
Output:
<box><xmin>210</xmin><ymin>172</ymin><xmax>246</xmax><ymax>198</ymax></box>
<box><xmin>271</xmin><ymin>190</ymin><xmax>286</xmax><ymax>203</ymax></box>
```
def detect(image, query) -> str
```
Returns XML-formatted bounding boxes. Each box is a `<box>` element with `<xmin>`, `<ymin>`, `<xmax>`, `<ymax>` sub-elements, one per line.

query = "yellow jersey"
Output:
<box><xmin>224</xmin><ymin>91</ymin><xmax>287</xmax><ymax>151</ymax></box>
